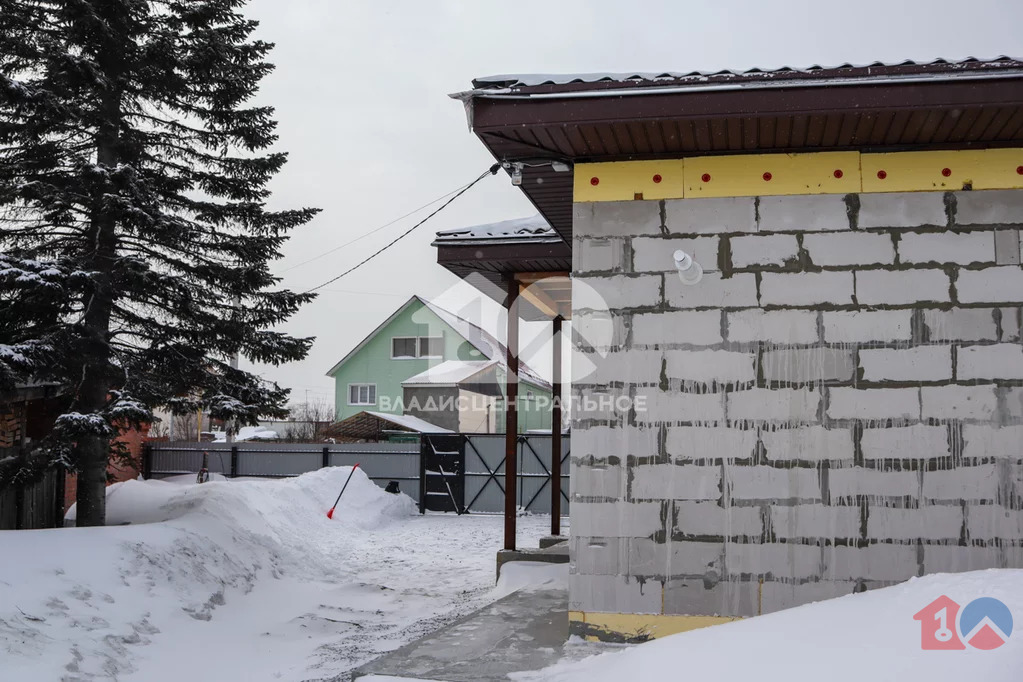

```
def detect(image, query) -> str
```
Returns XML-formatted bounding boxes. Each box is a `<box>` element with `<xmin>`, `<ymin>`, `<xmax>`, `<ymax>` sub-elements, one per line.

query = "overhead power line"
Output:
<box><xmin>303</xmin><ymin>164</ymin><xmax>500</xmax><ymax>294</ymax></box>
<box><xmin>282</xmin><ymin>178</ymin><xmax>475</xmax><ymax>273</ymax></box>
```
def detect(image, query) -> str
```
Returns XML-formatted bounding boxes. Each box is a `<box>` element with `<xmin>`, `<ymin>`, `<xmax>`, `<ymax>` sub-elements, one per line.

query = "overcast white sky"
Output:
<box><xmin>241</xmin><ymin>0</ymin><xmax>1023</xmax><ymax>409</ymax></box>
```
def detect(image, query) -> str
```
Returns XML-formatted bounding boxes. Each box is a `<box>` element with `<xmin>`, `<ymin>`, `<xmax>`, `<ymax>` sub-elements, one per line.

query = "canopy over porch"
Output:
<box><xmin>433</xmin><ymin>215</ymin><xmax>570</xmax><ymax>549</ymax></box>
<box><xmin>433</xmin><ymin>215</ymin><xmax>572</xmax><ymax>321</ymax></box>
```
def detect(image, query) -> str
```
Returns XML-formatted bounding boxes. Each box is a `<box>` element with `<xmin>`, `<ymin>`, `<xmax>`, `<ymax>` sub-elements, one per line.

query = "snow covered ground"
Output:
<box><xmin>513</xmin><ymin>569</ymin><xmax>1023</xmax><ymax>682</ymax></box>
<box><xmin>357</xmin><ymin>569</ymin><xmax>1023</xmax><ymax>682</ymax></box>
<box><xmin>6</xmin><ymin>471</ymin><xmax>1021</xmax><ymax>682</ymax></box>
<box><xmin>0</xmin><ymin>468</ymin><xmax>555</xmax><ymax>681</ymax></box>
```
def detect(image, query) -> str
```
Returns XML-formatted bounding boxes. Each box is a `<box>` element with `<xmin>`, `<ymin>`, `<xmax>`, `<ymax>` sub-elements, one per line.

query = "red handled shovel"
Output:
<box><xmin>326</xmin><ymin>463</ymin><xmax>360</xmax><ymax>519</ymax></box>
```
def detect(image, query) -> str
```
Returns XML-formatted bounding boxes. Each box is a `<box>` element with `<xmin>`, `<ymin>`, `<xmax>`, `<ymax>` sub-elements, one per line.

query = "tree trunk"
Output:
<box><xmin>73</xmin><ymin>29</ymin><xmax>124</xmax><ymax>528</ymax></box>
<box><xmin>73</xmin><ymin>253</ymin><xmax>116</xmax><ymax>526</ymax></box>
<box><xmin>73</xmin><ymin>202</ymin><xmax>116</xmax><ymax>526</ymax></box>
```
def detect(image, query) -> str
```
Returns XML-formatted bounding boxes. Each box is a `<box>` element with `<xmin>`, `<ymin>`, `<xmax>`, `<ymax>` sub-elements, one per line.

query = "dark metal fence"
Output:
<box><xmin>145</xmin><ymin>434</ymin><xmax>570</xmax><ymax>515</ymax></box>
<box><xmin>145</xmin><ymin>440</ymin><xmax>420</xmax><ymax>492</ymax></box>
<box><xmin>463</xmin><ymin>434</ymin><xmax>570</xmax><ymax>515</ymax></box>
<box><xmin>0</xmin><ymin>448</ymin><xmax>66</xmax><ymax>530</ymax></box>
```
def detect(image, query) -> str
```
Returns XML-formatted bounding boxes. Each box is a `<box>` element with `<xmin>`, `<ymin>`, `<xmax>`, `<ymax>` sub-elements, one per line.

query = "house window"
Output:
<box><xmin>348</xmin><ymin>384</ymin><xmax>376</xmax><ymax>405</ymax></box>
<box><xmin>391</xmin><ymin>336</ymin><xmax>444</xmax><ymax>359</ymax></box>
<box><xmin>391</xmin><ymin>337</ymin><xmax>418</xmax><ymax>359</ymax></box>
<box><xmin>419</xmin><ymin>336</ymin><xmax>444</xmax><ymax>358</ymax></box>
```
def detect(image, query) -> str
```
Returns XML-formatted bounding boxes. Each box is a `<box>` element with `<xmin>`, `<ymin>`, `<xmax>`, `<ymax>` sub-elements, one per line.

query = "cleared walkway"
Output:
<box><xmin>353</xmin><ymin>587</ymin><xmax>576</xmax><ymax>681</ymax></box>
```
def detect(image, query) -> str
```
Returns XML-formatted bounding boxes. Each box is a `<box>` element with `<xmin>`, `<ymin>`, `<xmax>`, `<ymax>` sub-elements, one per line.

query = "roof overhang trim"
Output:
<box><xmin>452</xmin><ymin>68</ymin><xmax>1023</xmax><ymax>106</ymax></box>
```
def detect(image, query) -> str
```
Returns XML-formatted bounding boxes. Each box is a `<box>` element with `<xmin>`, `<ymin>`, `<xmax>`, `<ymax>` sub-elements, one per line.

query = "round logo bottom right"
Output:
<box><xmin>959</xmin><ymin>598</ymin><xmax>1014</xmax><ymax>650</ymax></box>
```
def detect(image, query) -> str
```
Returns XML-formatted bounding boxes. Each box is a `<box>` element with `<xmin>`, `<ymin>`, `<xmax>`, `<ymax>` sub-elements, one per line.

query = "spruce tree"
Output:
<box><xmin>0</xmin><ymin>0</ymin><xmax>318</xmax><ymax>525</ymax></box>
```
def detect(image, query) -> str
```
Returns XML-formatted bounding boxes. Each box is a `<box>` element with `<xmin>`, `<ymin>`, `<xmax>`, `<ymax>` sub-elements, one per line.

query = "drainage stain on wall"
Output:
<box><xmin>569</xmin><ymin>190</ymin><xmax>1023</xmax><ymax>639</ymax></box>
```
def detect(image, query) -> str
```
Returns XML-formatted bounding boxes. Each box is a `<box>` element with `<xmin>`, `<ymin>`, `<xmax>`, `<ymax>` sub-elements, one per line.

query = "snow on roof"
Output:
<box><xmin>364</xmin><ymin>411</ymin><xmax>453</xmax><ymax>433</ymax></box>
<box><xmin>402</xmin><ymin>360</ymin><xmax>498</xmax><ymax>386</ymax></box>
<box><xmin>417</xmin><ymin>297</ymin><xmax>551</xmax><ymax>390</ymax></box>
<box><xmin>211</xmin><ymin>426</ymin><xmax>279</xmax><ymax>443</ymax></box>
<box><xmin>433</xmin><ymin>215</ymin><xmax>559</xmax><ymax>245</ymax></box>
<box><xmin>471</xmin><ymin>57</ymin><xmax>1023</xmax><ymax>89</ymax></box>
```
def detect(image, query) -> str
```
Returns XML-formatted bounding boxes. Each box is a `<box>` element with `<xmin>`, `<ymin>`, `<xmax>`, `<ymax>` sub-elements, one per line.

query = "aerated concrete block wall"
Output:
<box><xmin>569</xmin><ymin>190</ymin><xmax>1023</xmax><ymax>628</ymax></box>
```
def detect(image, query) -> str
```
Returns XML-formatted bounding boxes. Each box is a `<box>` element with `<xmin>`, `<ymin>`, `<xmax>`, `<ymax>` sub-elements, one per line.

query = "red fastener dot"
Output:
<box><xmin>701</xmin><ymin>173</ymin><xmax>711</xmax><ymax>183</ymax></box>
<box><xmin>590</xmin><ymin>177</ymin><xmax>599</xmax><ymax>186</ymax></box>
<box><xmin>763</xmin><ymin>172</ymin><xmax>773</xmax><ymax>181</ymax></box>
<box><xmin>652</xmin><ymin>174</ymin><xmax>662</xmax><ymax>184</ymax></box>
<box><xmin>1017</xmin><ymin>166</ymin><xmax>1023</xmax><ymax>175</ymax></box>
<box><xmin>877</xmin><ymin>170</ymin><xmax>888</xmax><ymax>180</ymax></box>
<box><xmin>834</xmin><ymin>169</ymin><xmax>844</xmax><ymax>179</ymax></box>
<box><xmin>941</xmin><ymin>167</ymin><xmax>952</xmax><ymax>177</ymax></box>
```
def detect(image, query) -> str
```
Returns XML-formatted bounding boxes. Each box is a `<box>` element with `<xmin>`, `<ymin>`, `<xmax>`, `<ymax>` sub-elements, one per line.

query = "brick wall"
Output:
<box><xmin>63</xmin><ymin>425</ymin><xmax>150</xmax><ymax>514</ymax></box>
<box><xmin>0</xmin><ymin>405</ymin><xmax>24</xmax><ymax>448</ymax></box>
<box><xmin>570</xmin><ymin>190</ymin><xmax>1023</xmax><ymax>623</ymax></box>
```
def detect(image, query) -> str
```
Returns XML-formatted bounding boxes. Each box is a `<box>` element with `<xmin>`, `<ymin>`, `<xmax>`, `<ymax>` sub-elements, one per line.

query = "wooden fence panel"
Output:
<box><xmin>0</xmin><ymin>452</ymin><xmax>65</xmax><ymax>530</ymax></box>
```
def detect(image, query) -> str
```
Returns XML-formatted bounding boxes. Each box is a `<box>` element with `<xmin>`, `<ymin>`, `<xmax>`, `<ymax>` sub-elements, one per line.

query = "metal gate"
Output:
<box><xmin>419</xmin><ymin>434</ymin><xmax>465</xmax><ymax>513</ymax></box>
<box><xmin>463</xmin><ymin>434</ymin><xmax>570</xmax><ymax>515</ymax></box>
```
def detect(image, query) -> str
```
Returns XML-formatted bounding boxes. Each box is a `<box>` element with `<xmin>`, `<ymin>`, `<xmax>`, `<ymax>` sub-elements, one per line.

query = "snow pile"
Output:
<box><xmin>515</xmin><ymin>569</ymin><xmax>1023</xmax><ymax>682</ymax></box>
<box><xmin>0</xmin><ymin>467</ymin><xmax>415</xmax><ymax>680</ymax></box>
<box><xmin>63</xmin><ymin>467</ymin><xmax>414</xmax><ymax>531</ymax></box>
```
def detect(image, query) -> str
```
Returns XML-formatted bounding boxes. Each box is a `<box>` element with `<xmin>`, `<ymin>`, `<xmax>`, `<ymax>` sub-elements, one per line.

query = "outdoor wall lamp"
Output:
<box><xmin>674</xmin><ymin>249</ymin><xmax>703</xmax><ymax>285</ymax></box>
<box><xmin>502</xmin><ymin>159</ymin><xmax>572</xmax><ymax>185</ymax></box>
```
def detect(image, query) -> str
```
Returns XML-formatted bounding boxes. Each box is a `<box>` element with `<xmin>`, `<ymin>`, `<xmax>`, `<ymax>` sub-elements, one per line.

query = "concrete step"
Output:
<box><xmin>539</xmin><ymin>535</ymin><xmax>569</xmax><ymax>549</ymax></box>
<box><xmin>496</xmin><ymin>542</ymin><xmax>569</xmax><ymax>581</ymax></box>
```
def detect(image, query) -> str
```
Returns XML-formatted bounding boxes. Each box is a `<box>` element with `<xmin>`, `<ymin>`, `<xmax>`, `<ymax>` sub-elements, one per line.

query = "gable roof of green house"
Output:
<box><xmin>325</xmin><ymin>295</ymin><xmax>550</xmax><ymax>389</ymax></box>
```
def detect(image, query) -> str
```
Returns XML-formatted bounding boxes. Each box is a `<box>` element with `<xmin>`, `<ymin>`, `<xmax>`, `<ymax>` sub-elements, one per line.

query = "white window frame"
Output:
<box><xmin>391</xmin><ymin>337</ymin><xmax>419</xmax><ymax>359</ymax></box>
<box><xmin>348</xmin><ymin>383</ymin><xmax>376</xmax><ymax>405</ymax></box>
<box><xmin>418</xmin><ymin>336</ymin><xmax>444</xmax><ymax>359</ymax></box>
<box><xmin>391</xmin><ymin>335</ymin><xmax>444</xmax><ymax>359</ymax></box>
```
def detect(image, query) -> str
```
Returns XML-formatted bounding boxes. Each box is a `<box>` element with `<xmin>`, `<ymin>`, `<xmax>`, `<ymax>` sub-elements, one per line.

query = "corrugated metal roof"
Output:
<box><xmin>471</xmin><ymin>57</ymin><xmax>1023</xmax><ymax>90</ymax></box>
<box><xmin>433</xmin><ymin>215</ymin><xmax>558</xmax><ymax>245</ymax></box>
<box><xmin>454</xmin><ymin>57</ymin><xmax>1023</xmax><ymax>245</ymax></box>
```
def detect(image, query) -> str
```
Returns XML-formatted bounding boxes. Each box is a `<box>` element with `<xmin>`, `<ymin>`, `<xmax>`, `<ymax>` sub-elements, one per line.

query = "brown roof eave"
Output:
<box><xmin>436</xmin><ymin>240</ymin><xmax>571</xmax><ymax>272</ymax></box>
<box><xmin>436</xmin><ymin>241</ymin><xmax>572</xmax><ymax>321</ymax></box>
<box><xmin>468</xmin><ymin>76</ymin><xmax>1023</xmax><ymax>134</ymax></box>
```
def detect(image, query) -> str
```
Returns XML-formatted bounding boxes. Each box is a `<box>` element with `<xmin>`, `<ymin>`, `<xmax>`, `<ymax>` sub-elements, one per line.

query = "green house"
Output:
<box><xmin>326</xmin><ymin>296</ymin><xmax>552</xmax><ymax>433</ymax></box>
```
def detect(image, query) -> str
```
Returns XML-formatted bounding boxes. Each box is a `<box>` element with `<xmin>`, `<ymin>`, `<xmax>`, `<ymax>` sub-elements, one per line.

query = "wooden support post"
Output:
<box><xmin>504</xmin><ymin>277</ymin><xmax>519</xmax><ymax>551</ymax></box>
<box><xmin>551</xmin><ymin>314</ymin><xmax>563</xmax><ymax>537</ymax></box>
<box><xmin>230</xmin><ymin>446</ymin><xmax>239</xmax><ymax>478</ymax></box>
